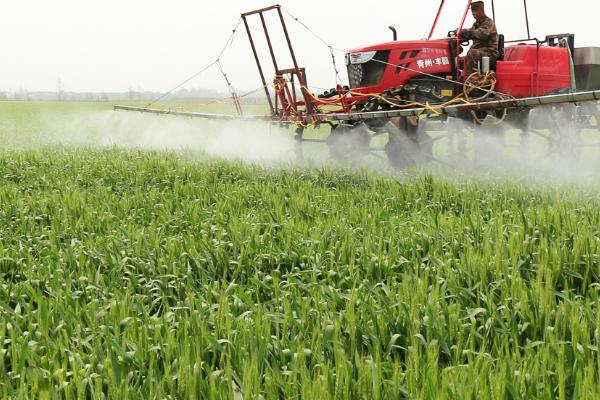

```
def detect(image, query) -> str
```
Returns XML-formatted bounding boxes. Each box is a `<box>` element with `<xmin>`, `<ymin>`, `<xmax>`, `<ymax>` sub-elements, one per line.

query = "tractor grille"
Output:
<box><xmin>348</xmin><ymin>64</ymin><xmax>364</xmax><ymax>88</ymax></box>
<box><xmin>347</xmin><ymin>50</ymin><xmax>390</xmax><ymax>88</ymax></box>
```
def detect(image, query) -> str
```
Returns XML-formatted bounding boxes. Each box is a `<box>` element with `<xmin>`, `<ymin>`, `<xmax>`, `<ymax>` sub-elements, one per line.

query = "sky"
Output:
<box><xmin>0</xmin><ymin>0</ymin><xmax>597</xmax><ymax>94</ymax></box>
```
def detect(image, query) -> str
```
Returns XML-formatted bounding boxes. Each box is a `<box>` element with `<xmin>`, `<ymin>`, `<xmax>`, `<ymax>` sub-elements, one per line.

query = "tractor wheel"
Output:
<box><xmin>523</xmin><ymin>103</ymin><xmax>592</xmax><ymax>165</ymax></box>
<box><xmin>384</xmin><ymin>117</ymin><xmax>433</xmax><ymax>168</ymax></box>
<box><xmin>327</xmin><ymin>123</ymin><xmax>372</xmax><ymax>162</ymax></box>
<box><xmin>546</xmin><ymin>103</ymin><xmax>584</xmax><ymax>159</ymax></box>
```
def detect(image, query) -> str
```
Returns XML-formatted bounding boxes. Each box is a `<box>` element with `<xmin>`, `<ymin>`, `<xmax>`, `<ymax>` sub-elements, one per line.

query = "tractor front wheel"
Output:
<box><xmin>327</xmin><ymin>123</ymin><xmax>372</xmax><ymax>162</ymax></box>
<box><xmin>385</xmin><ymin>117</ymin><xmax>433</xmax><ymax>168</ymax></box>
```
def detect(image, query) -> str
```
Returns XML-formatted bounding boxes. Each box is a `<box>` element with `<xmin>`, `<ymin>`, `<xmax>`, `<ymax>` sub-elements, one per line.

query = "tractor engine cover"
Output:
<box><xmin>346</xmin><ymin>39</ymin><xmax>454</xmax><ymax>94</ymax></box>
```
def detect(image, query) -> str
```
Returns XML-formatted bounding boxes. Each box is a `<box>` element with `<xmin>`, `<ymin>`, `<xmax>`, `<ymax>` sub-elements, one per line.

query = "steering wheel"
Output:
<box><xmin>449</xmin><ymin>29</ymin><xmax>470</xmax><ymax>45</ymax></box>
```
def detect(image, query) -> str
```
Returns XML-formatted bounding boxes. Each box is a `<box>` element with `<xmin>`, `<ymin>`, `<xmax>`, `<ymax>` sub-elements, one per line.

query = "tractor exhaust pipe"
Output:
<box><xmin>388</xmin><ymin>26</ymin><xmax>397</xmax><ymax>41</ymax></box>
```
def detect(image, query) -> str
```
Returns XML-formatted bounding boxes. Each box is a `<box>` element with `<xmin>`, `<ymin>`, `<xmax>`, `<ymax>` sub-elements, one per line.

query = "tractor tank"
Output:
<box><xmin>495</xmin><ymin>44</ymin><xmax>572</xmax><ymax>97</ymax></box>
<box><xmin>574</xmin><ymin>47</ymin><xmax>600</xmax><ymax>90</ymax></box>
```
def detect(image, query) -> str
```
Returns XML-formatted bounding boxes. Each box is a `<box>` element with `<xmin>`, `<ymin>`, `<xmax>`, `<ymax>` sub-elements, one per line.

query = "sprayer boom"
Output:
<box><xmin>115</xmin><ymin>89</ymin><xmax>600</xmax><ymax>123</ymax></box>
<box><xmin>113</xmin><ymin>105</ymin><xmax>271</xmax><ymax>122</ymax></box>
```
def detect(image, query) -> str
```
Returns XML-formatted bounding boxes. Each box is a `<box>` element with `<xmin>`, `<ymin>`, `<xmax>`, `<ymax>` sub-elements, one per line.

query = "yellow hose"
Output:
<box><xmin>289</xmin><ymin>70</ymin><xmax>513</xmax><ymax>128</ymax></box>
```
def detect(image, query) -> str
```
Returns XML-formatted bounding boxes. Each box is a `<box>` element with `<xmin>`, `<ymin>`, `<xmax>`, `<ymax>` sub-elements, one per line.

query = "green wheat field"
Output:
<box><xmin>1</xmin><ymin>101</ymin><xmax>600</xmax><ymax>399</ymax></box>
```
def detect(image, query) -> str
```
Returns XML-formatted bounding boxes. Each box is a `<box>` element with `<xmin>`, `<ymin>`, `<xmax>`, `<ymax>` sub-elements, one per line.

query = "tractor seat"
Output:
<box><xmin>489</xmin><ymin>34</ymin><xmax>505</xmax><ymax>71</ymax></box>
<box><xmin>498</xmin><ymin>34</ymin><xmax>505</xmax><ymax>61</ymax></box>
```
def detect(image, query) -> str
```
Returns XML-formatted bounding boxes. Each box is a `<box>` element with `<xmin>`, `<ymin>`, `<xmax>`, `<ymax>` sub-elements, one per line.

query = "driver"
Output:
<box><xmin>460</xmin><ymin>1</ymin><xmax>499</xmax><ymax>74</ymax></box>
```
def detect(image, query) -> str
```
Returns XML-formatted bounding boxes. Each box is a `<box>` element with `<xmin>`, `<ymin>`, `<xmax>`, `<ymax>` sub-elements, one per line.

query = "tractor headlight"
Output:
<box><xmin>346</xmin><ymin>51</ymin><xmax>377</xmax><ymax>65</ymax></box>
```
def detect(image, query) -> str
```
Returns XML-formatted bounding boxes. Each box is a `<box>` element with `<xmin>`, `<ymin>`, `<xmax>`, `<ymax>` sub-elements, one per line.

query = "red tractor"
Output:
<box><xmin>330</xmin><ymin>0</ymin><xmax>585</xmax><ymax>164</ymax></box>
<box><xmin>116</xmin><ymin>0</ymin><xmax>600</xmax><ymax>166</ymax></box>
<box><xmin>233</xmin><ymin>1</ymin><xmax>600</xmax><ymax>166</ymax></box>
<box><xmin>346</xmin><ymin>5</ymin><xmax>574</xmax><ymax>100</ymax></box>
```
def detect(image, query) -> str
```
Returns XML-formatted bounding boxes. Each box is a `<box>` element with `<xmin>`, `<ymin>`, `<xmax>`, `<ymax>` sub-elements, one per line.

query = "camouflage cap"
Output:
<box><xmin>471</xmin><ymin>1</ymin><xmax>485</xmax><ymax>8</ymax></box>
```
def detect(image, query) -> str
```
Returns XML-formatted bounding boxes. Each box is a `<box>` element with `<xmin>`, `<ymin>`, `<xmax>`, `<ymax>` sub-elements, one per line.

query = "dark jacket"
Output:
<box><xmin>461</xmin><ymin>16</ymin><xmax>499</xmax><ymax>57</ymax></box>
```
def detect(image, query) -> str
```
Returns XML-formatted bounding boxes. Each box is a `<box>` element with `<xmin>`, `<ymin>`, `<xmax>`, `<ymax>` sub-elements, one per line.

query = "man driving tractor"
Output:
<box><xmin>460</xmin><ymin>1</ymin><xmax>499</xmax><ymax>74</ymax></box>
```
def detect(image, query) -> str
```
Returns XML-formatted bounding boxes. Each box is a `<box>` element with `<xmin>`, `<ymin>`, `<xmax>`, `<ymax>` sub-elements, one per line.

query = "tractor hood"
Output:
<box><xmin>347</xmin><ymin>39</ymin><xmax>451</xmax><ymax>56</ymax></box>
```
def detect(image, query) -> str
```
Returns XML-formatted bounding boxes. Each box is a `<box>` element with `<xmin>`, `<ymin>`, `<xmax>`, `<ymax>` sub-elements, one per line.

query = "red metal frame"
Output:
<box><xmin>428</xmin><ymin>0</ymin><xmax>446</xmax><ymax>40</ymax></box>
<box><xmin>431</xmin><ymin>0</ymin><xmax>531</xmax><ymax>38</ymax></box>
<box><xmin>242</xmin><ymin>8</ymin><xmax>276</xmax><ymax>115</ymax></box>
<box><xmin>242</xmin><ymin>5</ymin><xmax>318</xmax><ymax>122</ymax></box>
